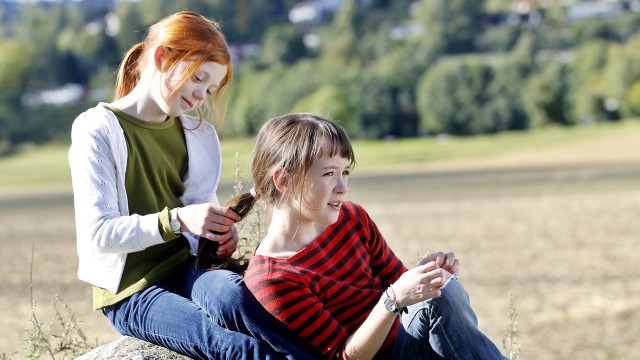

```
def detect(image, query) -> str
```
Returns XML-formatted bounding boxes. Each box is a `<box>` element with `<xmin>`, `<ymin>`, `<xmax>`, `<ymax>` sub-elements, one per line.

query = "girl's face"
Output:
<box><xmin>295</xmin><ymin>140</ymin><xmax>351</xmax><ymax>226</ymax></box>
<box><xmin>160</xmin><ymin>61</ymin><xmax>227</xmax><ymax>118</ymax></box>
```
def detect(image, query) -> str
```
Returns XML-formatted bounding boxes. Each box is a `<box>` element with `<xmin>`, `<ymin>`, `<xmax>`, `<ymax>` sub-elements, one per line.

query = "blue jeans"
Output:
<box><xmin>103</xmin><ymin>256</ymin><xmax>318</xmax><ymax>360</ymax></box>
<box><xmin>392</xmin><ymin>277</ymin><xmax>508</xmax><ymax>360</ymax></box>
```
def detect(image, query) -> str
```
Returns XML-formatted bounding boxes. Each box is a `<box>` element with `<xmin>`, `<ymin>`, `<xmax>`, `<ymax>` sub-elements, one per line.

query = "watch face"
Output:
<box><xmin>170</xmin><ymin>219</ymin><xmax>180</xmax><ymax>232</ymax></box>
<box><xmin>384</xmin><ymin>298</ymin><xmax>398</xmax><ymax>312</ymax></box>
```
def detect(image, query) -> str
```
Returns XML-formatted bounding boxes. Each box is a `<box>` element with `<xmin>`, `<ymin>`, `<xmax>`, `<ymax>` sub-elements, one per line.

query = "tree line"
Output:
<box><xmin>1</xmin><ymin>0</ymin><xmax>640</xmax><ymax>154</ymax></box>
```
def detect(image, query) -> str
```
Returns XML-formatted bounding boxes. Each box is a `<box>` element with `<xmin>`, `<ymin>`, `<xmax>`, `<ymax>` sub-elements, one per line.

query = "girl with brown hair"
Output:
<box><xmin>226</xmin><ymin>113</ymin><xmax>507</xmax><ymax>359</ymax></box>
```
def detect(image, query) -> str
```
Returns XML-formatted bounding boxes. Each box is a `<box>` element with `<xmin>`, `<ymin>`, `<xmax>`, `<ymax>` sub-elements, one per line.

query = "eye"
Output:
<box><xmin>342</xmin><ymin>169</ymin><xmax>351</xmax><ymax>176</ymax></box>
<box><xmin>323</xmin><ymin>171</ymin><xmax>335</xmax><ymax>176</ymax></box>
<box><xmin>194</xmin><ymin>74</ymin><xmax>203</xmax><ymax>82</ymax></box>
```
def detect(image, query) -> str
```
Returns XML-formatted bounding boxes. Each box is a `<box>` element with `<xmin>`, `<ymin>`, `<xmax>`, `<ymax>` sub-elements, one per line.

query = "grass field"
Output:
<box><xmin>1</xmin><ymin>119</ymin><xmax>639</xmax><ymax>191</ymax></box>
<box><xmin>1</xmin><ymin>121</ymin><xmax>640</xmax><ymax>359</ymax></box>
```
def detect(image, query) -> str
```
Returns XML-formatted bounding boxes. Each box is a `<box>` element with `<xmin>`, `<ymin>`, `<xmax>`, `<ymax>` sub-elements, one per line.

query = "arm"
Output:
<box><xmin>340</xmin><ymin>204</ymin><xmax>449</xmax><ymax>359</ymax></box>
<box><xmin>69</xmin><ymin>113</ymin><xmax>163</xmax><ymax>254</ymax></box>
<box><xmin>344</xmin><ymin>262</ymin><xmax>448</xmax><ymax>360</ymax></box>
<box><xmin>70</xmin><ymin>110</ymin><xmax>239</xmax><ymax>256</ymax></box>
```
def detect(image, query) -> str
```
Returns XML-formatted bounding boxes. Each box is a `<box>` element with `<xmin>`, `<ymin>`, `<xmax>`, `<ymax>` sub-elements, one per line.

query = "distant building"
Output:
<box><xmin>288</xmin><ymin>0</ymin><xmax>342</xmax><ymax>26</ymax></box>
<box><xmin>564</xmin><ymin>1</ymin><xmax>624</xmax><ymax>21</ymax></box>
<box><xmin>21</xmin><ymin>83</ymin><xmax>85</xmax><ymax>108</ymax></box>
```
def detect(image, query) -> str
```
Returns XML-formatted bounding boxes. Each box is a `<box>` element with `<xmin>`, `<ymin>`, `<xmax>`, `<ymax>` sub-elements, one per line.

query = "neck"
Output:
<box><xmin>111</xmin><ymin>71</ymin><xmax>169</xmax><ymax>123</ymax></box>
<box><xmin>257</xmin><ymin>207</ymin><xmax>326</xmax><ymax>258</ymax></box>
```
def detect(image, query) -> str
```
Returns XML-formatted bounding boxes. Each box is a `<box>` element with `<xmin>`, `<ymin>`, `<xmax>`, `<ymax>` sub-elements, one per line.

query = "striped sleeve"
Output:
<box><xmin>245</xmin><ymin>257</ymin><xmax>350</xmax><ymax>359</ymax></box>
<box><xmin>348</xmin><ymin>203</ymin><xmax>407</xmax><ymax>286</ymax></box>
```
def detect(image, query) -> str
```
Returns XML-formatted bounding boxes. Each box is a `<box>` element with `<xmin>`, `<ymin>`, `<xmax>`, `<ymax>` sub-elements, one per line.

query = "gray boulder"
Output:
<box><xmin>76</xmin><ymin>336</ymin><xmax>192</xmax><ymax>360</ymax></box>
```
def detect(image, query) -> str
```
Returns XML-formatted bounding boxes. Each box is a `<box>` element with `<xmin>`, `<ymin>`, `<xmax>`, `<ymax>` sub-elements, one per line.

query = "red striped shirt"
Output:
<box><xmin>245</xmin><ymin>202</ymin><xmax>407</xmax><ymax>359</ymax></box>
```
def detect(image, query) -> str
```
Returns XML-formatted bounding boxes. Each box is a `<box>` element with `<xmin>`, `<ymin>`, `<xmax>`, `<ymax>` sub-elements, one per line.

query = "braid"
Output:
<box><xmin>196</xmin><ymin>191</ymin><xmax>259</xmax><ymax>274</ymax></box>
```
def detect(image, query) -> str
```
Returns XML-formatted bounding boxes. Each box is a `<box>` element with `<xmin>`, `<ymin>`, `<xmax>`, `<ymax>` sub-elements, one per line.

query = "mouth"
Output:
<box><xmin>183</xmin><ymin>97</ymin><xmax>193</xmax><ymax>108</ymax></box>
<box><xmin>328</xmin><ymin>201</ymin><xmax>342</xmax><ymax>209</ymax></box>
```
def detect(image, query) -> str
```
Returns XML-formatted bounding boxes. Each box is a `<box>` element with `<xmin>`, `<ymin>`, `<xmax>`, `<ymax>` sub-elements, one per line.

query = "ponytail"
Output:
<box><xmin>114</xmin><ymin>42</ymin><xmax>144</xmax><ymax>100</ymax></box>
<box><xmin>196</xmin><ymin>191</ymin><xmax>260</xmax><ymax>274</ymax></box>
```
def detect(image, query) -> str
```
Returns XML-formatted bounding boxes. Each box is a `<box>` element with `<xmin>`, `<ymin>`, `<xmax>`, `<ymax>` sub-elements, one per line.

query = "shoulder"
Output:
<box><xmin>70</xmin><ymin>103</ymin><xmax>119</xmax><ymax>139</ymax></box>
<box><xmin>179</xmin><ymin>114</ymin><xmax>218</xmax><ymax>135</ymax></box>
<box><xmin>339</xmin><ymin>201</ymin><xmax>370</xmax><ymax>224</ymax></box>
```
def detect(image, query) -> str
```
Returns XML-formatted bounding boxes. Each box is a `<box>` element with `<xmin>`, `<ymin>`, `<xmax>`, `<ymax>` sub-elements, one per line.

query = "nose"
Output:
<box><xmin>336</xmin><ymin>174</ymin><xmax>348</xmax><ymax>194</ymax></box>
<box><xmin>193</xmin><ymin>86</ymin><xmax>206</xmax><ymax>101</ymax></box>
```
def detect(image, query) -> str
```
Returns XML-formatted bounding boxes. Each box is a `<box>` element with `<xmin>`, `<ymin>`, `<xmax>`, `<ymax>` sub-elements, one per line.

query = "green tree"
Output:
<box><xmin>568</xmin><ymin>40</ymin><xmax>610</xmax><ymax>123</ymax></box>
<box><xmin>320</xmin><ymin>0</ymin><xmax>359</xmax><ymax>63</ymax></box>
<box><xmin>292</xmin><ymin>84</ymin><xmax>356</xmax><ymax>132</ymax></box>
<box><xmin>413</xmin><ymin>0</ymin><xmax>487</xmax><ymax>54</ymax></box>
<box><xmin>0</xmin><ymin>41</ymin><xmax>35</xmax><ymax>149</ymax></box>
<box><xmin>603</xmin><ymin>36</ymin><xmax>640</xmax><ymax>118</ymax></box>
<box><xmin>114</xmin><ymin>1</ymin><xmax>145</xmax><ymax>51</ymax></box>
<box><xmin>523</xmin><ymin>61</ymin><xmax>573</xmax><ymax>126</ymax></box>
<box><xmin>481</xmin><ymin>63</ymin><xmax>529</xmax><ymax>132</ymax></box>
<box><xmin>416</xmin><ymin>57</ymin><xmax>495</xmax><ymax>135</ymax></box>
<box><xmin>344</xmin><ymin>72</ymin><xmax>397</xmax><ymax>138</ymax></box>
<box><xmin>10</xmin><ymin>4</ymin><xmax>71</xmax><ymax>88</ymax></box>
<box><xmin>260</xmin><ymin>23</ymin><xmax>306</xmax><ymax>66</ymax></box>
<box><xmin>627</xmin><ymin>80</ymin><xmax>640</xmax><ymax>117</ymax></box>
<box><xmin>228</xmin><ymin>59</ymin><xmax>331</xmax><ymax>135</ymax></box>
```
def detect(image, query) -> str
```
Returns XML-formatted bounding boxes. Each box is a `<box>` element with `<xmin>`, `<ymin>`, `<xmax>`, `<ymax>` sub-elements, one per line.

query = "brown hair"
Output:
<box><xmin>197</xmin><ymin>113</ymin><xmax>356</xmax><ymax>270</ymax></box>
<box><xmin>250</xmin><ymin>113</ymin><xmax>355</xmax><ymax>205</ymax></box>
<box><xmin>114</xmin><ymin>11</ymin><xmax>233</xmax><ymax>124</ymax></box>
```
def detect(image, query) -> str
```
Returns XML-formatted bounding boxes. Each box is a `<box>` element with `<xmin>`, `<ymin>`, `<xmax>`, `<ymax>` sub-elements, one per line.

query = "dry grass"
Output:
<box><xmin>353</xmin><ymin>177</ymin><xmax>640</xmax><ymax>359</ymax></box>
<box><xmin>1</xmin><ymin>126</ymin><xmax>640</xmax><ymax>359</ymax></box>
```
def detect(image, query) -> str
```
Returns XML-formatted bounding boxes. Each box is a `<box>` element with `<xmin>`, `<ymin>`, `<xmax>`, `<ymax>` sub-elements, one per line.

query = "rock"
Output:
<box><xmin>76</xmin><ymin>336</ymin><xmax>193</xmax><ymax>360</ymax></box>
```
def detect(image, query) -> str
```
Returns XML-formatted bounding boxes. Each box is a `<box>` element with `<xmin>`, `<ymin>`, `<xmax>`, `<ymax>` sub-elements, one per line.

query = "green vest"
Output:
<box><xmin>93</xmin><ymin>106</ymin><xmax>190</xmax><ymax>309</ymax></box>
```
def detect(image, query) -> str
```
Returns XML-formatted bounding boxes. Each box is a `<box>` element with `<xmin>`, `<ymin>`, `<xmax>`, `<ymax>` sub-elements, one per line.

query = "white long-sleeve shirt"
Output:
<box><xmin>68</xmin><ymin>103</ymin><xmax>222</xmax><ymax>293</ymax></box>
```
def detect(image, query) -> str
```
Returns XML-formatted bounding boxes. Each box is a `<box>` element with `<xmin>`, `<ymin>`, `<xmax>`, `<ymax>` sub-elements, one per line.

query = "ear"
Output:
<box><xmin>272</xmin><ymin>167</ymin><xmax>289</xmax><ymax>193</ymax></box>
<box><xmin>153</xmin><ymin>45</ymin><xmax>167</xmax><ymax>71</ymax></box>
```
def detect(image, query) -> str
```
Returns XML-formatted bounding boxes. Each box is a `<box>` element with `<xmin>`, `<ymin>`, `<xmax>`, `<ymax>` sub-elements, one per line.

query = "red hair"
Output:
<box><xmin>114</xmin><ymin>11</ymin><xmax>233</xmax><ymax>124</ymax></box>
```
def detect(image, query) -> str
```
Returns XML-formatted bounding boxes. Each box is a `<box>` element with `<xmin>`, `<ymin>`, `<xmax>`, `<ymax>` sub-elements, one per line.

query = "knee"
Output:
<box><xmin>440</xmin><ymin>277</ymin><xmax>469</xmax><ymax>302</ymax></box>
<box><xmin>193</xmin><ymin>270</ymin><xmax>254</xmax><ymax>307</ymax></box>
<box><xmin>196</xmin><ymin>270</ymin><xmax>244</xmax><ymax>294</ymax></box>
<box><xmin>436</xmin><ymin>277</ymin><xmax>478</xmax><ymax>325</ymax></box>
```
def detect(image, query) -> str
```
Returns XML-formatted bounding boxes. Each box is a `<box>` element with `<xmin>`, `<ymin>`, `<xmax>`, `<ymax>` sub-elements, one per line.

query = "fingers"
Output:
<box><xmin>201</xmin><ymin>226</ymin><xmax>239</xmax><ymax>258</ymax></box>
<box><xmin>215</xmin><ymin>226</ymin><xmax>239</xmax><ymax>257</ymax></box>
<box><xmin>419</xmin><ymin>251</ymin><xmax>459</xmax><ymax>276</ymax></box>
<box><xmin>448</xmin><ymin>259</ymin><xmax>459</xmax><ymax>276</ymax></box>
<box><xmin>415</xmin><ymin>261</ymin><xmax>439</xmax><ymax>272</ymax></box>
<box><xmin>409</xmin><ymin>286</ymin><xmax>442</xmax><ymax>302</ymax></box>
<box><xmin>441</xmin><ymin>252</ymin><xmax>459</xmax><ymax>276</ymax></box>
<box><xmin>180</xmin><ymin>203</ymin><xmax>241</xmax><ymax>237</ymax></box>
<box><xmin>395</xmin><ymin>267</ymin><xmax>448</xmax><ymax>307</ymax></box>
<box><xmin>442</xmin><ymin>252</ymin><xmax>455</xmax><ymax>267</ymax></box>
<box><xmin>215</xmin><ymin>205</ymin><xmax>241</xmax><ymax>222</ymax></box>
<box><xmin>418</xmin><ymin>251</ymin><xmax>447</xmax><ymax>266</ymax></box>
<box><xmin>206</xmin><ymin>205</ymin><xmax>240</xmax><ymax>228</ymax></box>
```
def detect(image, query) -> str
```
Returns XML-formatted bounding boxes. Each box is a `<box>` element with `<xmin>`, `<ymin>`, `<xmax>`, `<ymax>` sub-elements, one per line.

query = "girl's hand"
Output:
<box><xmin>176</xmin><ymin>203</ymin><xmax>241</xmax><ymax>240</ymax></box>
<box><xmin>392</xmin><ymin>261</ymin><xmax>449</xmax><ymax>308</ymax></box>
<box><xmin>213</xmin><ymin>224</ymin><xmax>239</xmax><ymax>258</ymax></box>
<box><xmin>419</xmin><ymin>251</ymin><xmax>459</xmax><ymax>276</ymax></box>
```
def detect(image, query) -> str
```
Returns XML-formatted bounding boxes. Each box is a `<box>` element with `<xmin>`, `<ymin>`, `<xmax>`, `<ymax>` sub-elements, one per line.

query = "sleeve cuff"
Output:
<box><xmin>158</xmin><ymin>207</ymin><xmax>178</xmax><ymax>242</ymax></box>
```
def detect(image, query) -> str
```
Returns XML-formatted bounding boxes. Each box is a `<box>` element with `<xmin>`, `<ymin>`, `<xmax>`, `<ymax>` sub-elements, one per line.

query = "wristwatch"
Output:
<box><xmin>383</xmin><ymin>287</ymin><xmax>405</xmax><ymax>315</ymax></box>
<box><xmin>169</xmin><ymin>208</ymin><xmax>181</xmax><ymax>235</ymax></box>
